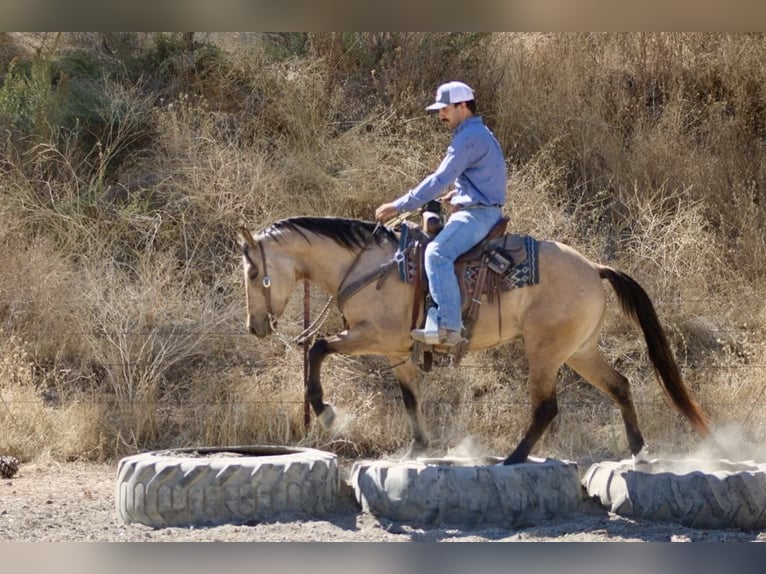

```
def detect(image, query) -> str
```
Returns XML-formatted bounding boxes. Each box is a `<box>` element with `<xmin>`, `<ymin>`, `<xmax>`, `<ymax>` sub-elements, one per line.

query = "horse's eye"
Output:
<box><xmin>242</xmin><ymin>245</ymin><xmax>259</xmax><ymax>281</ymax></box>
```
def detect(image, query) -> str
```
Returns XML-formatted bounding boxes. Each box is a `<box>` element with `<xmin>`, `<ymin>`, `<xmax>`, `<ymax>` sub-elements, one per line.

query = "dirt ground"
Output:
<box><xmin>3</xmin><ymin>458</ymin><xmax>766</xmax><ymax>543</ymax></box>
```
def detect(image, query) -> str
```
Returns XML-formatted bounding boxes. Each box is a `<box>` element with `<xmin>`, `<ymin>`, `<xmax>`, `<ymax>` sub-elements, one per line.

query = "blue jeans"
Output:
<box><xmin>424</xmin><ymin>205</ymin><xmax>504</xmax><ymax>332</ymax></box>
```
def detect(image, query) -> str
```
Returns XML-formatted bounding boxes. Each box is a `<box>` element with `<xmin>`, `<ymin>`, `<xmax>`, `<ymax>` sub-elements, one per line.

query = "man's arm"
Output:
<box><xmin>392</xmin><ymin>141</ymin><xmax>471</xmax><ymax>212</ymax></box>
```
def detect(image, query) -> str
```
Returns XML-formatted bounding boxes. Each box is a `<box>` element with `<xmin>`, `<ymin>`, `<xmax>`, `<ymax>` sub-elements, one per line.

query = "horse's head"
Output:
<box><xmin>238</xmin><ymin>227</ymin><xmax>295</xmax><ymax>337</ymax></box>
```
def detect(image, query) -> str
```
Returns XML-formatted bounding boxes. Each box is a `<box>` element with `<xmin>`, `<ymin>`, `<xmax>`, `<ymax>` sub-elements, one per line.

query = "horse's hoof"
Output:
<box><xmin>402</xmin><ymin>441</ymin><xmax>428</xmax><ymax>461</ymax></box>
<box><xmin>502</xmin><ymin>453</ymin><xmax>527</xmax><ymax>465</ymax></box>
<box><xmin>631</xmin><ymin>445</ymin><xmax>651</xmax><ymax>469</ymax></box>
<box><xmin>317</xmin><ymin>404</ymin><xmax>336</xmax><ymax>430</ymax></box>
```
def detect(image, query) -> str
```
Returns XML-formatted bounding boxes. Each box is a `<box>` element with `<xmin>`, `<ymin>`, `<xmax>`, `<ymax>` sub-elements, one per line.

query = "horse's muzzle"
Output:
<box><xmin>247</xmin><ymin>314</ymin><xmax>274</xmax><ymax>338</ymax></box>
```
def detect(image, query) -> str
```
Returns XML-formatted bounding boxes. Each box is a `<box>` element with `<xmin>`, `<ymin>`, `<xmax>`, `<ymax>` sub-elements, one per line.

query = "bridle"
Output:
<box><xmin>242</xmin><ymin>223</ymin><xmax>396</xmax><ymax>340</ymax></box>
<box><xmin>244</xmin><ymin>236</ymin><xmax>277</xmax><ymax>331</ymax></box>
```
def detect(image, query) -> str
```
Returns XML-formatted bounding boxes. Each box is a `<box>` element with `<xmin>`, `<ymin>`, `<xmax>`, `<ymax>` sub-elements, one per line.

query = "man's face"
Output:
<box><xmin>437</xmin><ymin>103</ymin><xmax>466</xmax><ymax>130</ymax></box>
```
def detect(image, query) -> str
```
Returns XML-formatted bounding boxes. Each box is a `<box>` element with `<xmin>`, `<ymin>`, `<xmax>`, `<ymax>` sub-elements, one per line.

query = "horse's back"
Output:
<box><xmin>536</xmin><ymin>239</ymin><xmax>608</xmax><ymax>303</ymax></box>
<box><xmin>472</xmin><ymin>238</ymin><xmax>607</xmax><ymax>349</ymax></box>
<box><xmin>535</xmin><ymin>238</ymin><xmax>603</xmax><ymax>277</ymax></box>
<box><xmin>527</xmin><ymin>238</ymin><xmax>608</xmax><ymax>330</ymax></box>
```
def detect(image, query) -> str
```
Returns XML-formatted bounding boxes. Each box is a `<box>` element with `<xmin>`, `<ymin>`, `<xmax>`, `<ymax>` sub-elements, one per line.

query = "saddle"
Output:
<box><xmin>396</xmin><ymin>216</ymin><xmax>540</xmax><ymax>367</ymax></box>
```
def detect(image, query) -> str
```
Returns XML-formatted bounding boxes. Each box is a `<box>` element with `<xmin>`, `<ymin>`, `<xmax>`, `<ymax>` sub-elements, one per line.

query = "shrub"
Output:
<box><xmin>1</xmin><ymin>33</ymin><xmax>765</xmax><ymax>463</ymax></box>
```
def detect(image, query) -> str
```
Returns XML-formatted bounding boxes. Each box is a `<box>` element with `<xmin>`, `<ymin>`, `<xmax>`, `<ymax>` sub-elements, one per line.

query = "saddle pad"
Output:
<box><xmin>397</xmin><ymin>229</ymin><xmax>540</xmax><ymax>294</ymax></box>
<box><xmin>461</xmin><ymin>235</ymin><xmax>540</xmax><ymax>296</ymax></box>
<box><xmin>503</xmin><ymin>234</ymin><xmax>540</xmax><ymax>289</ymax></box>
<box><xmin>396</xmin><ymin>221</ymin><xmax>429</xmax><ymax>282</ymax></box>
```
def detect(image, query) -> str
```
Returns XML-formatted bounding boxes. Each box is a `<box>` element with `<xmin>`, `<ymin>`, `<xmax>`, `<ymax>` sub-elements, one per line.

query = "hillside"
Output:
<box><xmin>0</xmin><ymin>32</ymin><xmax>765</xmax><ymax>464</ymax></box>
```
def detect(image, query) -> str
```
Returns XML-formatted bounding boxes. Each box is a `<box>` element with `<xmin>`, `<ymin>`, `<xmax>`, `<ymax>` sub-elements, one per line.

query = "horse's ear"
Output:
<box><xmin>238</xmin><ymin>227</ymin><xmax>257</xmax><ymax>248</ymax></box>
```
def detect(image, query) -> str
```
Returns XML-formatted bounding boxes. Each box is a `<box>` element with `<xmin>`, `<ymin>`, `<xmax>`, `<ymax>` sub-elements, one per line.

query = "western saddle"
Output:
<box><xmin>401</xmin><ymin>210</ymin><xmax>527</xmax><ymax>367</ymax></box>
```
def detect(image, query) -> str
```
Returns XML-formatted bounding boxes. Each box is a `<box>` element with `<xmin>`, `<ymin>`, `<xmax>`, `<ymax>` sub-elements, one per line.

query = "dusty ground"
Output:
<box><xmin>1</xmin><ymin>458</ymin><xmax>765</xmax><ymax>542</ymax></box>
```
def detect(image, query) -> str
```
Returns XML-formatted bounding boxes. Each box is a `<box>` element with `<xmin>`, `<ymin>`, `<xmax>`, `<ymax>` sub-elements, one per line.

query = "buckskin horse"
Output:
<box><xmin>238</xmin><ymin>216</ymin><xmax>709</xmax><ymax>464</ymax></box>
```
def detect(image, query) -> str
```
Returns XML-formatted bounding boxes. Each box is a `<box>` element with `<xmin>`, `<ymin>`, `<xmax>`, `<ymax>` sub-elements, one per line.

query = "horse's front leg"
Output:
<box><xmin>391</xmin><ymin>358</ymin><xmax>429</xmax><ymax>459</ymax></box>
<box><xmin>305</xmin><ymin>328</ymin><xmax>429</xmax><ymax>460</ymax></box>
<box><xmin>306</xmin><ymin>325</ymin><xmax>381</xmax><ymax>430</ymax></box>
<box><xmin>306</xmin><ymin>338</ymin><xmax>336</xmax><ymax>429</ymax></box>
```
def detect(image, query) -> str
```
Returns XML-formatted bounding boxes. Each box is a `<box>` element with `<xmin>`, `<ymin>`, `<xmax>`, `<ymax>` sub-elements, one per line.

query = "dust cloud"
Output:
<box><xmin>634</xmin><ymin>424</ymin><xmax>766</xmax><ymax>475</ymax></box>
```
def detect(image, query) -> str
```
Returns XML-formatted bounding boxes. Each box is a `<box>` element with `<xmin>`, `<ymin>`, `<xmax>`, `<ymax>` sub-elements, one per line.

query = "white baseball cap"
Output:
<box><xmin>425</xmin><ymin>81</ymin><xmax>475</xmax><ymax>110</ymax></box>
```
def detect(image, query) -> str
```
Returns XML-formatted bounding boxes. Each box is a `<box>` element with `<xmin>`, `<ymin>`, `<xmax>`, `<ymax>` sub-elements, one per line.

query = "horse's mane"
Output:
<box><xmin>263</xmin><ymin>216</ymin><xmax>397</xmax><ymax>250</ymax></box>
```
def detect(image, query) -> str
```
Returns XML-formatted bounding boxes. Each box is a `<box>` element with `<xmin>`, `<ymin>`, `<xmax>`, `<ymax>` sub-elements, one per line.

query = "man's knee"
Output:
<box><xmin>425</xmin><ymin>239</ymin><xmax>449</xmax><ymax>262</ymax></box>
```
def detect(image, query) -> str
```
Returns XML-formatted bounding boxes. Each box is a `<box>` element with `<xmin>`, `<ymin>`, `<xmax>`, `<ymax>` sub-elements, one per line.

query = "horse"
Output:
<box><xmin>238</xmin><ymin>216</ymin><xmax>710</xmax><ymax>464</ymax></box>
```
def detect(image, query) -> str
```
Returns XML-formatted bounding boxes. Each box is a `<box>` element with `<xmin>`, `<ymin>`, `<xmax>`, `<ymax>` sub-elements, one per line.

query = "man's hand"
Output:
<box><xmin>440</xmin><ymin>189</ymin><xmax>457</xmax><ymax>205</ymax></box>
<box><xmin>375</xmin><ymin>202</ymin><xmax>399</xmax><ymax>222</ymax></box>
<box><xmin>440</xmin><ymin>189</ymin><xmax>457</xmax><ymax>216</ymax></box>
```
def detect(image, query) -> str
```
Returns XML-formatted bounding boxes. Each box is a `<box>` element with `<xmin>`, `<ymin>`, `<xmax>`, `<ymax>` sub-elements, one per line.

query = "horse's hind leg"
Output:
<box><xmin>504</xmin><ymin>360</ymin><xmax>561</xmax><ymax>465</ymax></box>
<box><xmin>566</xmin><ymin>346</ymin><xmax>645</xmax><ymax>457</ymax></box>
<box><xmin>391</xmin><ymin>358</ymin><xmax>429</xmax><ymax>459</ymax></box>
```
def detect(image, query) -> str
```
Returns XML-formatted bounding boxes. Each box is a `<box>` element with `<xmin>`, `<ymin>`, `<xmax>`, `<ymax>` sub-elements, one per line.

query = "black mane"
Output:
<box><xmin>265</xmin><ymin>216</ymin><xmax>396</xmax><ymax>250</ymax></box>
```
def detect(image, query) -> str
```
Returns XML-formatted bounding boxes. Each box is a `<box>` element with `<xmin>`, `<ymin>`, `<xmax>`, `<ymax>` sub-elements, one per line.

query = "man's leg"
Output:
<box><xmin>414</xmin><ymin>206</ymin><xmax>503</xmax><ymax>343</ymax></box>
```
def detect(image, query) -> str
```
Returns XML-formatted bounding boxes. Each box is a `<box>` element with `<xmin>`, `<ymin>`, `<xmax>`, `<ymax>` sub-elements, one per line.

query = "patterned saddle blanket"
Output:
<box><xmin>395</xmin><ymin>221</ymin><xmax>540</xmax><ymax>305</ymax></box>
<box><xmin>457</xmin><ymin>234</ymin><xmax>540</xmax><ymax>300</ymax></box>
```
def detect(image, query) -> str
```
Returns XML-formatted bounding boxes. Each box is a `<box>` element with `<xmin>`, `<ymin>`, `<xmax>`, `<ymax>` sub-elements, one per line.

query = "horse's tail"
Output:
<box><xmin>599</xmin><ymin>266</ymin><xmax>710</xmax><ymax>437</ymax></box>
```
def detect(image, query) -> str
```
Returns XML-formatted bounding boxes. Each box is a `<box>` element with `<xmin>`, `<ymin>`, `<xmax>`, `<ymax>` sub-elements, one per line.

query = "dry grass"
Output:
<box><xmin>0</xmin><ymin>33</ymin><xmax>765</xmax><ymax>465</ymax></box>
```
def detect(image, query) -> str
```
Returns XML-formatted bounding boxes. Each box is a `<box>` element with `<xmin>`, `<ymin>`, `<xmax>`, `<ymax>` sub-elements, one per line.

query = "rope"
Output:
<box><xmin>294</xmin><ymin>296</ymin><xmax>335</xmax><ymax>345</ymax></box>
<box><xmin>292</xmin><ymin>214</ymin><xmax>408</xmax><ymax>347</ymax></box>
<box><xmin>374</xmin><ymin>357</ymin><xmax>411</xmax><ymax>373</ymax></box>
<box><xmin>380</xmin><ymin>207</ymin><xmax>419</xmax><ymax>230</ymax></box>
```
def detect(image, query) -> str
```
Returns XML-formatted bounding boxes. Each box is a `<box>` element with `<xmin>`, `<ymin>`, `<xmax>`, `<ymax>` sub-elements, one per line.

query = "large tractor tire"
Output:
<box><xmin>351</xmin><ymin>456</ymin><xmax>582</xmax><ymax>527</ymax></box>
<box><xmin>583</xmin><ymin>458</ymin><xmax>766</xmax><ymax>530</ymax></box>
<box><xmin>116</xmin><ymin>445</ymin><xmax>339</xmax><ymax>528</ymax></box>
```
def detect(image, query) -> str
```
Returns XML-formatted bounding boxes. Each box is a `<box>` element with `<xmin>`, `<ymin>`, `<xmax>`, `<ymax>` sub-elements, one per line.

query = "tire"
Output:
<box><xmin>583</xmin><ymin>458</ymin><xmax>766</xmax><ymax>530</ymax></box>
<box><xmin>116</xmin><ymin>445</ymin><xmax>339</xmax><ymax>528</ymax></box>
<box><xmin>350</xmin><ymin>456</ymin><xmax>582</xmax><ymax>527</ymax></box>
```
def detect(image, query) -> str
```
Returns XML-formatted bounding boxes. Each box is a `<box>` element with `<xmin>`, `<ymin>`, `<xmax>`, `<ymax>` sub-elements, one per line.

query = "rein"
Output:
<box><xmin>336</xmin><ymin>259</ymin><xmax>398</xmax><ymax>310</ymax></box>
<box><xmin>336</xmin><ymin>225</ymin><xmax>399</xmax><ymax>310</ymax></box>
<box><xmin>253</xmin><ymin>223</ymin><xmax>400</xmax><ymax>344</ymax></box>
<box><xmin>297</xmin><ymin>225</ymin><xmax>399</xmax><ymax>343</ymax></box>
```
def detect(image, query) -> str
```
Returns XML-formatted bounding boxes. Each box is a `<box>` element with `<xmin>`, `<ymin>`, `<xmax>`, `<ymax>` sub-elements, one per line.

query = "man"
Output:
<box><xmin>375</xmin><ymin>81</ymin><xmax>507</xmax><ymax>346</ymax></box>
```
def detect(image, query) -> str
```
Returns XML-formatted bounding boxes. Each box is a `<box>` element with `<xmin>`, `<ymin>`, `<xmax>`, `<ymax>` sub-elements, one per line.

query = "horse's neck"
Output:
<box><xmin>284</xmin><ymin>239</ymin><xmax>377</xmax><ymax>296</ymax></box>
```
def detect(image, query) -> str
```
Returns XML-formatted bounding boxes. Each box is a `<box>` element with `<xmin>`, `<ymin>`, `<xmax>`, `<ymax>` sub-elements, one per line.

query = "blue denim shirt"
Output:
<box><xmin>392</xmin><ymin>115</ymin><xmax>507</xmax><ymax>212</ymax></box>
